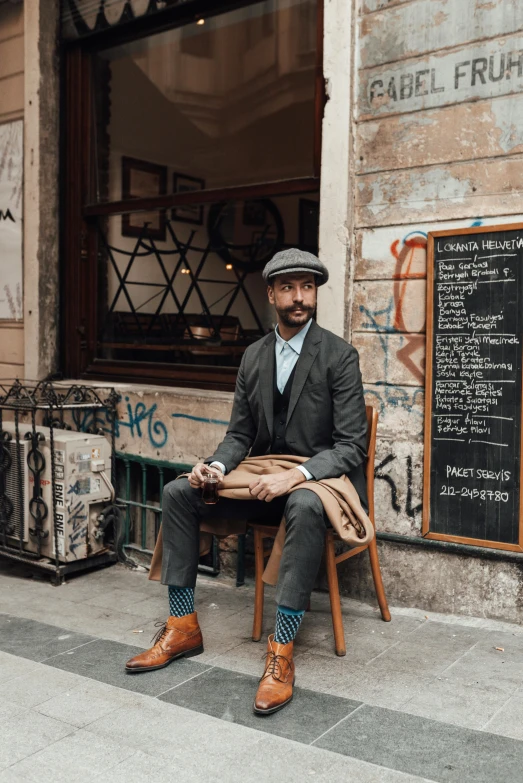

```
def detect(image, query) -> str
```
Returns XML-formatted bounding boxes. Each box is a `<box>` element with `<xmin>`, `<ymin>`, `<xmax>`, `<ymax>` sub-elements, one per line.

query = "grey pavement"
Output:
<box><xmin>0</xmin><ymin>560</ymin><xmax>522</xmax><ymax>782</ymax></box>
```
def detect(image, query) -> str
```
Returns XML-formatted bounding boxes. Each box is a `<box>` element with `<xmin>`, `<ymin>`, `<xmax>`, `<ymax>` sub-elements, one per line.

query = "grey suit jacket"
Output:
<box><xmin>206</xmin><ymin>320</ymin><xmax>368</xmax><ymax>510</ymax></box>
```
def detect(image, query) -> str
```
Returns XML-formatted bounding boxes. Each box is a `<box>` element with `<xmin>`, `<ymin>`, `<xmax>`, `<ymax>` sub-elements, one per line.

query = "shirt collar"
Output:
<box><xmin>275</xmin><ymin>318</ymin><xmax>313</xmax><ymax>355</ymax></box>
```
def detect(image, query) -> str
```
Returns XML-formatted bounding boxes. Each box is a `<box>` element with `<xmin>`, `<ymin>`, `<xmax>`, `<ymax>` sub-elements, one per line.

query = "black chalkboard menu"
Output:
<box><xmin>424</xmin><ymin>224</ymin><xmax>523</xmax><ymax>551</ymax></box>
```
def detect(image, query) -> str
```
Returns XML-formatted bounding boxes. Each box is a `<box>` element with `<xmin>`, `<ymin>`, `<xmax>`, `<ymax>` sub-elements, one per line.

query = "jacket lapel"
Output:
<box><xmin>286</xmin><ymin>321</ymin><xmax>322</xmax><ymax>426</ymax></box>
<box><xmin>259</xmin><ymin>332</ymin><xmax>276</xmax><ymax>437</ymax></box>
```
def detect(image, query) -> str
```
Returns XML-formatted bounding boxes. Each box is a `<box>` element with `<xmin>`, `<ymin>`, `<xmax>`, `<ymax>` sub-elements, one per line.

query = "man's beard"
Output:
<box><xmin>276</xmin><ymin>304</ymin><xmax>315</xmax><ymax>327</ymax></box>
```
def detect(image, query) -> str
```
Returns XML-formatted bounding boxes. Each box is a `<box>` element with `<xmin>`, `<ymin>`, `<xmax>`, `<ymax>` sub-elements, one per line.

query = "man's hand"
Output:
<box><xmin>249</xmin><ymin>468</ymin><xmax>306</xmax><ymax>502</ymax></box>
<box><xmin>188</xmin><ymin>463</ymin><xmax>224</xmax><ymax>489</ymax></box>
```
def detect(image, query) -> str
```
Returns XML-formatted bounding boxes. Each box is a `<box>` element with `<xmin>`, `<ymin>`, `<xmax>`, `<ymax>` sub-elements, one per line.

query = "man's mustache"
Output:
<box><xmin>282</xmin><ymin>305</ymin><xmax>315</xmax><ymax>313</ymax></box>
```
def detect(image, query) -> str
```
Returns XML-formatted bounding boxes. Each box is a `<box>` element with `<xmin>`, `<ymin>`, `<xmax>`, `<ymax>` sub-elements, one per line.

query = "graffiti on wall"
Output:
<box><xmin>73</xmin><ymin>399</ymin><xmax>229</xmax><ymax>452</ymax></box>
<box><xmin>359</xmin><ymin>292</ymin><xmax>424</xmax><ymax>421</ymax></box>
<box><xmin>374</xmin><ymin>452</ymin><xmax>423</xmax><ymax>521</ymax></box>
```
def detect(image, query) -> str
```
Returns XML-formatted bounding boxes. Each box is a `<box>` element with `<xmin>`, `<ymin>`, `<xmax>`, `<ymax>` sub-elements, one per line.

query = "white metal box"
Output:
<box><xmin>2</xmin><ymin>423</ymin><xmax>112</xmax><ymax>562</ymax></box>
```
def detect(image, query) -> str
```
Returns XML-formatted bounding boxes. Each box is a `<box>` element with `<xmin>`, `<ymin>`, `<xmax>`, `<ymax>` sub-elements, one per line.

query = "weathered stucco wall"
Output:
<box><xmin>24</xmin><ymin>0</ymin><xmax>60</xmax><ymax>381</ymax></box>
<box><xmin>347</xmin><ymin>0</ymin><xmax>523</xmax><ymax>621</ymax></box>
<box><xmin>0</xmin><ymin>4</ymin><xmax>24</xmax><ymax>381</ymax></box>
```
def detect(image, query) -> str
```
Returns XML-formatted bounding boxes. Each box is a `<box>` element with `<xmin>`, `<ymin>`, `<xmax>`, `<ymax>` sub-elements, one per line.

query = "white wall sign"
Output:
<box><xmin>0</xmin><ymin>120</ymin><xmax>23</xmax><ymax>320</ymax></box>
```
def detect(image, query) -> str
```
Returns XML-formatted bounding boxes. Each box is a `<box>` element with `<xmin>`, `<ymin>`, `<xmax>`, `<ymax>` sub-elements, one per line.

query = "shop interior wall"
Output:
<box><xmin>352</xmin><ymin>0</ymin><xmax>523</xmax><ymax>538</ymax></box>
<box><xmin>0</xmin><ymin>3</ymin><xmax>24</xmax><ymax>382</ymax></box>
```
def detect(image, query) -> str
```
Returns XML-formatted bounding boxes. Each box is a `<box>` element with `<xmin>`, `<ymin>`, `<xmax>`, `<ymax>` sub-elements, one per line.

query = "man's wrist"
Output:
<box><xmin>291</xmin><ymin>468</ymin><xmax>307</xmax><ymax>485</ymax></box>
<box><xmin>295</xmin><ymin>465</ymin><xmax>313</xmax><ymax>481</ymax></box>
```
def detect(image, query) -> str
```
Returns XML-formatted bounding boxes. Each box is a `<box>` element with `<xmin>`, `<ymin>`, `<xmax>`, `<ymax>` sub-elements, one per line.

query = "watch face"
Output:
<box><xmin>207</xmin><ymin>199</ymin><xmax>285</xmax><ymax>271</ymax></box>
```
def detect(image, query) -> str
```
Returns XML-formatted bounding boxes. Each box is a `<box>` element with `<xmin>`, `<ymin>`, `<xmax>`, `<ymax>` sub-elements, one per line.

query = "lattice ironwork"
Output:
<box><xmin>99</xmin><ymin>208</ymin><xmax>283</xmax><ymax>360</ymax></box>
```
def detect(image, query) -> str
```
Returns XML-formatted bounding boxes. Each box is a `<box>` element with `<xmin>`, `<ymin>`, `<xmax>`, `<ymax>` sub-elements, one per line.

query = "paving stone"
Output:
<box><xmin>314</xmin><ymin>757</ymin><xmax>437</xmax><ymax>783</ymax></box>
<box><xmin>44</xmin><ymin>637</ymin><xmax>210</xmax><ymax>696</ymax></box>
<box><xmin>362</xmin><ymin>631</ymin><xmax>478</xmax><ymax>678</ymax></box>
<box><xmin>52</xmin><ymin>576</ymin><xmax>117</xmax><ymax>603</ymax></box>
<box><xmin>90</xmin><ymin>750</ymin><xmax>202</xmax><ymax>783</ymax></box>
<box><xmin>0</xmin><ymin>650</ymin><xmax>40</xmax><ymax>684</ymax></box>
<box><xmin>3</xmin><ymin>729</ymin><xmax>134</xmax><ymax>783</ymax></box>
<box><xmin>316</xmin><ymin>704</ymin><xmax>523</xmax><ymax>783</ymax></box>
<box><xmin>483</xmin><ymin>687</ymin><xmax>523</xmax><ymax>740</ymax></box>
<box><xmin>0</xmin><ymin>710</ymin><xmax>75</xmax><ymax>770</ymax></box>
<box><xmin>83</xmin><ymin>697</ymin><xmax>261</xmax><ymax>766</ymax></box>
<box><xmin>0</xmin><ymin>665</ymin><xmax>82</xmax><ymax>709</ymax></box>
<box><xmin>295</xmin><ymin>651</ymin><xmax>434</xmax><ymax>709</ymax></box>
<box><xmin>211</xmin><ymin>733</ymin><xmax>342</xmax><ymax>783</ymax></box>
<box><xmin>442</xmin><ymin>644</ymin><xmax>523</xmax><ymax>693</ymax></box>
<box><xmin>159</xmin><ymin>665</ymin><xmax>361</xmax><ymax>744</ymax></box>
<box><xmin>35</xmin><ymin>677</ymin><xmax>143</xmax><ymax>728</ymax></box>
<box><xmin>0</xmin><ymin>615</ymin><xmax>95</xmax><ymax>662</ymax></box>
<box><xmin>83</xmin><ymin>587</ymin><xmax>158</xmax><ymax>614</ymax></box>
<box><xmin>0</xmin><ymin>699</ymin><xmax>25</xmax><ymax>720</ymax></box>
<box><xmin>400</xmin><ymin>677</ymin><xmax>511</xmax><ymax>730</ymax></box>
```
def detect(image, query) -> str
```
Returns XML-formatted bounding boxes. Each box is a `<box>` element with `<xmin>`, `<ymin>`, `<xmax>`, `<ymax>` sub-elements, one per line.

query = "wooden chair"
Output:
<box><xmin>250</xmin><ymin>405</ymin><xmax>391</xmax><ymax>656</ymax></box>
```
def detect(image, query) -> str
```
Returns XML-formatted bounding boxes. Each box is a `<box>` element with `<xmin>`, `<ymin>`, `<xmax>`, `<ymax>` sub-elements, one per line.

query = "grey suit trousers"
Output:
<box><xmin>161</xmin><ymin>478</ymin><xmax>328</xmax><ymax>611</ymax></box>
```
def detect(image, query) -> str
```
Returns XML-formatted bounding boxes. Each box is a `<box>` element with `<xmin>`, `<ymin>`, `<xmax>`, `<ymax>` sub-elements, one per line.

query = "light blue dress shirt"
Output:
<box><xmin>211</xmin><ymin>320</ymin><xmax>314</xmax><ymax>480</ymax></box>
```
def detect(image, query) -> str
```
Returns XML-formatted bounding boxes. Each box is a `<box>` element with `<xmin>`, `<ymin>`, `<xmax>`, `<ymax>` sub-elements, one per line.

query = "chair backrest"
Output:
<box><xmin>365</xmin><ymin>405</ymin><xmax>378</xmax><ymax>526</ymax></box>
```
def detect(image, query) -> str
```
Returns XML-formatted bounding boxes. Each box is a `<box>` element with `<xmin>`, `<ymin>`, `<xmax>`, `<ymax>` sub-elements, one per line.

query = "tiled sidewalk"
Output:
<box><xmin>0</xmin><ymin>561</ymin><xmax>522</xmax><ymax>782</ymax></box>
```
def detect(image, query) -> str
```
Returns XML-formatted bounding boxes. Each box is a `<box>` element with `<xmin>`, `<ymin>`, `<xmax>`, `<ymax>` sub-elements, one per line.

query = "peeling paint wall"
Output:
<box><xmin>351</xmin><ymin>0</ymin><xmax>523</xmax><ymax>620</ymax></box>
<box><xmin>0</xmin><ymin>4</ymin><xmax>24</xmax><ymax>381</ymax></box>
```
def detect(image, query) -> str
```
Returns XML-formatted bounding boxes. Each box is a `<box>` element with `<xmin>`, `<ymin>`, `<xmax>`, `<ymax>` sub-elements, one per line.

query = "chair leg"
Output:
<box><xmin>324</xmin><ymin>534</ymin><xmax>346</xmax><ymax>656</ymax></box>
<box><xmin>368</xmin><ymin>536</ymin><xmax>391</xmax><ymax>622</ymax></box>
<box><xmin>252</xmin><ymin>530</ymin><xmax>265</xmax><ymax>641</ymax></box>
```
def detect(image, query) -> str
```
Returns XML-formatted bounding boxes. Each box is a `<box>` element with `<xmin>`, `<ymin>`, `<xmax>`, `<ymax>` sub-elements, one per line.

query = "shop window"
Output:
<box><xmin>63</xmin><ymin>0</ymin><xmax>322</xmax><ymax>390</ymax></box>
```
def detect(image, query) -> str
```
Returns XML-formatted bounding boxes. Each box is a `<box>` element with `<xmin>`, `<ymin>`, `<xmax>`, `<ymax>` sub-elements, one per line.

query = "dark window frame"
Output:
<box><xmin>62</xmin><ymin>0</ymin><xmax>325</xmax><ymax>392</ymax></box>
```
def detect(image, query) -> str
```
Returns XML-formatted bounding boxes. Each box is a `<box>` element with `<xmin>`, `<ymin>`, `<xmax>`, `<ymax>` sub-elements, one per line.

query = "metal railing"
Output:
<box><xmin>115</xmin><ymin>451</ymin><xmax>222</xmax><ymax>575</ymax></box>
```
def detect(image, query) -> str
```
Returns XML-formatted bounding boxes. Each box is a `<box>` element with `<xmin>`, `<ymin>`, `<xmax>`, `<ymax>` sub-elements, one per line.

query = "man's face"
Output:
<box><xmin>267</xmin><ymin>273</ymin><xmax>317</xmax><ymax>328</ymax></box>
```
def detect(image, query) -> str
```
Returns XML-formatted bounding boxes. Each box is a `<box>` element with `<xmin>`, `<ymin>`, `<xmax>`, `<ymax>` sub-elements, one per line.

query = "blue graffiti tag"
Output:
<box><xmin>117</xmin><ymin>398</ymin><xmax>168</xmax><ymax>448</ymax></box>
<box><xmin>72</xmin><ymin>399</ymin><xmax>168</xmax><ymax>449</ymax></box>
<box><xmin>171</xmin><ymin>413</ymin><xmax>229</xmax><ymax>427</ymax></box>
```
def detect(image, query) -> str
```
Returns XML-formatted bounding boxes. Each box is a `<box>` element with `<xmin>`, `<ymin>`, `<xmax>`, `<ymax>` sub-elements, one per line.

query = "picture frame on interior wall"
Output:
<box><xmin>121</xmin><ymin>156</ymin><xmax>167</xmax><ymax>241</ymax></box>
<box><xmin>298</xmin><ymin>198</ymin><xmax>319</xmax><ymax>254</ymax></box>
<box><xmin>171</xmin><ymin>173</ymin><xmax>205</xmax><ymax>225</ymax></box>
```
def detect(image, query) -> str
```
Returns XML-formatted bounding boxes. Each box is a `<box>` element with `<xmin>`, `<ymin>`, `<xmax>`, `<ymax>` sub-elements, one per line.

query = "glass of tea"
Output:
<box><xmin>202</xmin><ymin>474</ymin><xmax>219</xmax><ymax>505</ymax></box>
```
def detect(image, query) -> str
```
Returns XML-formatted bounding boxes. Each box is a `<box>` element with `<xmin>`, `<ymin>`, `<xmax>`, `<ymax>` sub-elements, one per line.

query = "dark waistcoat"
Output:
<box><xmin>270</xmin><ymin>364</ymin><xmax>298</xmax><ymax>455</ymax></box>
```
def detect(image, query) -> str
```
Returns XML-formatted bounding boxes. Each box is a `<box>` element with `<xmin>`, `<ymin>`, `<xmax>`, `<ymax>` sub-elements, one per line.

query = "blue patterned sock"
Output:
<box><xmin>274</xmin><ymin>605</ymin><xmax>305</xmax><ymax>644</ymax></box>
<box><xmin>168</xmin><ymin>586</ymin><xmax>195</xmax><ymax>618</ymax></box>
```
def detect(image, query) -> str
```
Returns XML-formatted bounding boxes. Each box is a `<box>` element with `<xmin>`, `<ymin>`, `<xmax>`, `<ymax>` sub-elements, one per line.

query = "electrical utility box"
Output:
<box><xmin>2</xmin><ymin>424</ymin><xmax>112</xmax><ymax>562</ymax></box>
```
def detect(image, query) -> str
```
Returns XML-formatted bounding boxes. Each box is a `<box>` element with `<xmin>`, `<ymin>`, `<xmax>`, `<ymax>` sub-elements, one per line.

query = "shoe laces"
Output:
<box><xmin>261</xmin><ymin>650</ymin><xmax>292</xmax><ymax>683</ymax></box>
<box><xmin>151</xmin><ymin>621</ymin><xmax>168</xmax><ymax>646</ymax></box>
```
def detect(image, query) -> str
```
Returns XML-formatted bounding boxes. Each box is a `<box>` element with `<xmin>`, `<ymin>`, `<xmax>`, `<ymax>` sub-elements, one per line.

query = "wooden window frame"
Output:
<box><xmin>62</xmin><ymin>0</ymin><xmax>325</xmax><ymax>392</ymax></box>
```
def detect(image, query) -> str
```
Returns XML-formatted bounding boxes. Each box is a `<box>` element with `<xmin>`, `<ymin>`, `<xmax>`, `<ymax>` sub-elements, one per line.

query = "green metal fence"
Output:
<box><xmin>115</xmin><ymin>451</ymin><xmax>222</xmax><ymax>575</ymax></box>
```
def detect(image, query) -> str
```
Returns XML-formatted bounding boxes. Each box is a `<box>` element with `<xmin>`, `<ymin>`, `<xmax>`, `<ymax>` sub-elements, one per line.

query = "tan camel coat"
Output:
<box><xmin>148</xmin><ymin>455</ymin><xmax>373</xmax><ymax>585</ymax></box>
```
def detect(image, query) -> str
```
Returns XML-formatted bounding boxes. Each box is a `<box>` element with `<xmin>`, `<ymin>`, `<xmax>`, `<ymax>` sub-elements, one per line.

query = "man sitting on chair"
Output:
<box><xmin>125</xmin><ymin>248</ymin><xmax>368</xmax><ymax>715</ymax></box>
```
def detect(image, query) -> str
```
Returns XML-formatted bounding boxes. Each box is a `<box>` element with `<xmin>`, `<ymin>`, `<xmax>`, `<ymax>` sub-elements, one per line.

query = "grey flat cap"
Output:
<box><xmin>262</xmin><ymin>248</ymin><xmax>329</xmax><ymax>286</ymax></box>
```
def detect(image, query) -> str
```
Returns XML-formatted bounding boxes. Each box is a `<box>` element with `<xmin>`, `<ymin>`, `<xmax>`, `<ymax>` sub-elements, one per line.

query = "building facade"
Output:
<box><xmin>1</xmin><ymin>0</ymin><xmax>523</xmax><ymax>622</ymax></box>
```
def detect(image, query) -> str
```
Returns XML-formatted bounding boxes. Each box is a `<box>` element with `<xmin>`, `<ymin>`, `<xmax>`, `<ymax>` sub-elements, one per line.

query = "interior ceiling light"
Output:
<box><xmin>196</xmin><ymin>18</ymin><xmax>205</xmax><ymax>25</ymax></box>
<box><xmin>226</xmin><ymin>264</ymin><xmax>233</xmax><ymax>270</ymax></box>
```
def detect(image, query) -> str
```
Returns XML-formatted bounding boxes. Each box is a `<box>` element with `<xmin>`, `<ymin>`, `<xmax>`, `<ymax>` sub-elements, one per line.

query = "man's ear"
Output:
<box><xmin>267</xmin><ymin>285</ymin><xmax>275</xmax><ymax>304</ymax></box>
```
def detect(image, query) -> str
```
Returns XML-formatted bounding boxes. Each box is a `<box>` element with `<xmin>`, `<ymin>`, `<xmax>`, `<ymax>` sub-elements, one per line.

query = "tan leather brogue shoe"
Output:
<box><xmin>253</xmin><ymin>634</ymin><xmax>295</xmax><ymax>715</ymax></box>
<box><xmin>125</xmin><ymin>612</ymin><xmax>203</xmax><ymax>673</ymax></box>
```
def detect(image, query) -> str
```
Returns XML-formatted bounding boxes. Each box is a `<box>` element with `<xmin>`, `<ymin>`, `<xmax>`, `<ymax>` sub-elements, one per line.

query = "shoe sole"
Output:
<box><xmin>125</xmin><ymin>644</ymin><xmax>204</xmax><ymax>674</ymax></box>
<box><xmin>253</xmin><ymin>694</ymin><xmax>294</xmax><ymax>715</ymax></box>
